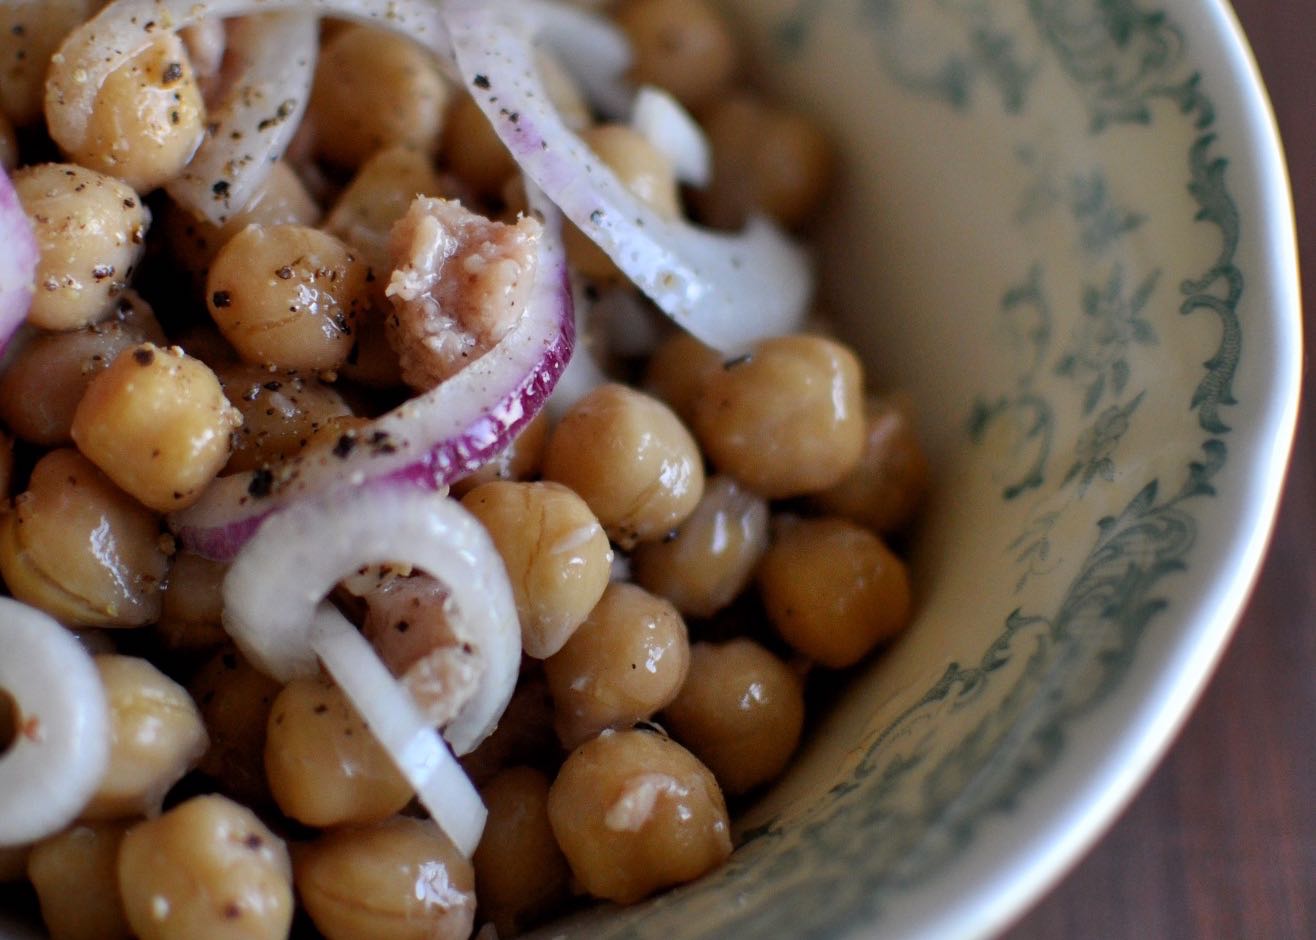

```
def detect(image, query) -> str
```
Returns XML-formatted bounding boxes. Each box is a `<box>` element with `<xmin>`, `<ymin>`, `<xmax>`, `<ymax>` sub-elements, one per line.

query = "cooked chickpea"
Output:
<box><xmin>459</xmin><ymin>671</ymin><xmax>557</xmax><ymax>787</ymax></box>
<box><xmin>544</xmin><ymin>582</ymin><xmax>690</xmax><ymax>748</ymax></box>
<box><xmin>14</xmin><ymin>163</ymin><xmax>149</xmax><ymax>331</ymax></box>
<box><xmin>449</xmin><ymin>408</ymin><xmax>549</xmax><ymax>497</ymax></box>
<box><xmin>27</xmin><ymin>821</ymin><xmax>134</xmax><ymax>940</ymax></box>
<box><xmin>80</xmin><ymin>654</ymin><xmax>207</xmax><ymax>820</ymax></box>
<box><xmin>698</xmin><ymin>94</ymin><xmax>834</xmax><ymax>230</ymax></box>
<box><xmin>0</xmin><ymin>843</ymin><xmax>29</xmax><ymax>882</ymax></box>
<box><xmin>813</xmin><ymin>395</ymin><xmax>931</xmax><ymax>533</ymax></box>
<box><xmin>264</xmin><ymin>675</ymin><xmax>412</xmax><ymax>828</ymax></box>
<box><xmin>0</xmin><ymin>110</ymin><xmax>15</xmax><ymax>170</ymax></box>
<box><xmin>71</xmin><ymin>343</ymin><xmax>241</xmax><ymax>512</ymax></box>
<box><xmin>461</xmin><ymin>481</ymin><xmax>613</xmax><ymax>659</ymax></box>
<box><xmin>0</xmin><ymin>449</ymin><xmax>169</xmax><ymax>627</ymax></box>
<box><xmin>693</xmin><ymin>334</ymin><xmax>865</xmax><ymax>499</ymax></box>
<box><xmin>64</xmin><ymin>33</ymin><xmax>206</xmax><ymax>193</ymax></box>
<box><xmin>547</xmin><ymin>728</ymin><xmax>731</xmax><ymax>904</ymax></box>
<box><xmin>543</xmin><ymin>383</ymin><xmax>704</xmax><ymax>548</ymax></box>
<box><xmin>309</xmin><ymin>25</ymin><xmax>450</xmax><ymax>169</ymax></box>
<box><xmin>207</xmin><ymin>224</ymin><xmax>369</xmax><ymax>371</ymax></box>
<box><xmin>216</xmin><ymin>364</ymin><xmax>352</xmax><ymax>473</ymax></box>
<box><xmin>758</xmin><ymin>516</ymin><xmax>912</xmax><ymax>668</ymax></box>
<box><xmin>644</xmin><ymin>330</ymin><xmax>723</xmax><ymax>426</ymax></box>
<box><xmin>190</xmin><ymin>648</ymin><xmax>281</xmax><ymax>808</ymax></box>
<box><xmin>117</xmin><ymin>794</ymin><xmax>292</xmax><ymax>940</ymax></box>
<box><xmin>295</xmin><ymin>816</ymin><xmax>475</xmax><ymax>940</ymax></box>
<box><xmin>474</xmin><ymin>767</ymin><xmax>571</xmax><ymax>936</ymax></box>
<box><xmin>0</xmin><ymin>2</ymin><xmax>100</xmax><ymax>126</ymax></box>
<box><xmin>614</xmin><ymin>0</ymin><xmax>738</xmax><ymax>111</ymax></box>
<box><xmin>633</xmin><ymin>476</ymin><xmax>769</xmax><ymax>619</ymax></box>
<box><xmin>155</xmin><ymin>550</ymin><xmax>228</xmax><ymax>652</ymax></box>
<box><xmin>442</xmin><ymin>93</ymin><xmax>519</xmax><ymax>199</ymax></box>
<box><xmin>325</xmin><ymin>145</ymin><xmax>445</xmax><ymax>277</ymax></box>
<box><xmin>663</xmin><ymin>639</ymin><xmax>805</xmax><ymax>794</ymax></box>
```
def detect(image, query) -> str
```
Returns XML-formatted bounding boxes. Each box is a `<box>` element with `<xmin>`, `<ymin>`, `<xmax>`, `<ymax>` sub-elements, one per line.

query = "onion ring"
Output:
<box><xmin>0</xmin><ymin>167</ymin><xmax>38</xmax><ymax>356</ymax></box>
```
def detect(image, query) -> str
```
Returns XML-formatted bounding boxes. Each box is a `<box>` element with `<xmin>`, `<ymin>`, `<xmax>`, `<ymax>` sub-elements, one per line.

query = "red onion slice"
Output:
<box><xmin>165</xmin><ymin>13</ymin><xmax>318</xmax><ymax>224</ymax></box>
<box><xmin>443</xmin><ymin>0</ymin><xmax>813</xmax><ymax>353</ymax></box>
<box><xmin>0</xmin><ymin>167</ymin><xmax>37</xmax><ymax>356</ymax></box>
<box><xmin>221</xmin><ymin>485</ymin><xmax>521</xmax><ymax>756</ymax></box>
<box><xmin>172</xmin><ymin>182</ymin><xmax>574</xmax><ymax>559</ymax></box>
<box><xmin>0</xmin><ymin>598</ymin><xmax>110</xmax><ymax>846</ymax></box>
<box><xmin>519</xmin><ymin>0</ymin><xmax>632</xmax><ymax>119</ymax></box>
<box><xmin>632</xmin><ymin>85</ymin><xmax>711</xmax><ymax>187</ymax></box>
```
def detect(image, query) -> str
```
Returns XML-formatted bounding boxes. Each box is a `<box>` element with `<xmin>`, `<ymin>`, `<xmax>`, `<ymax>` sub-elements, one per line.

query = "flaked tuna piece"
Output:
<box><xmin>385</xmin><ymin>196</ymin><xmax>543</xmax><ymax>390</ymax></box>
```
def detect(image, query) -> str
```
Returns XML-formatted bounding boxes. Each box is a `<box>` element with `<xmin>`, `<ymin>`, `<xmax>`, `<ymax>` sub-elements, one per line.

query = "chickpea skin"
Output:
<box><xmin>644</xmin><ymin>330</ymin><xmax>723</xmax><ymax>426</ymax></box>
<box><xmin>13</xmin><ymin>163</ymin><xmax>148</xmax><ymax>332</ymax></box>
<box><xmin>663</xmin><ymin>639</ymin><xmax>805</xmax><ymax>794</ymax></box>
<box><xmin>461</xmin><ymin>481</ymin><xmax>613</xmax><ymax>659</ymax></box>
<box><xmin>295</xmin><ymin>817</ymin><xmax>476</xmax><ymax>940</ymax></box>
<box><xmin>207</xmin><ymin>224</ymin><xmax>369</xmax><ymax>371</ymax></box>
<box><xmin>216</xmin><ymin>364</ymin><xmax>351</xmax><ymax>473</ymax></box>
<box><xmin>693</xmin><ymin>334</ymin><xmax>865</xmax><ymax>500</ymax></box>
<box><xmin>156</xmin><ymin>551</ymin><xmax>228</xmax><ymax>652</ymax></box>
<box><xmin>71</xmin><ymin>343</ymin><xmax>241</xmax><ymax>512</ymax></box>
<box><xmin>758</xmin><ymin>516</ymin><xmax>913</xmax><ymax>668</ymax></box>
<box><xmin>544</xmin><ymin>582</ymin><xmax>691</xmax><ymax>748</ymax></box>
<box><xmin>474</xmin><ymin>767</ymin><xmax>571</xmax><ymax>937</ymax></box>
<box><xmin>0</xmin><ymin>1</ymin><xmax>101</xmax><ymax>126</ymax></box>
<box><xmin>614</xmin><ymin>0</ymin><xmax>739</xmax><ymax>111</ymax></box>
<box><xmin>27</xmin><ymin>821</ymin><xmax>135</xmax><ymax>940</ymax></box>
<box><xmin>0</xmin><ymin>449</ymin><xmax>169</xmax><ymax>627</ymax></box>
<box><xmin>548</xmin><ymin>728</ymin><xmax>732</xmax><ymax>904</ymax></box>
<box><xmin>117</xmin><ymin>794</ymin><xmax>293</xmax><ymax>940</ymax></box>
<box><xmin>189</xmin><ymin>647</ymin><xmax>281</xmax><ymax>808</ymax></box>
<box><xmin>309</xmin><ymin>25</ymin><xmax>451</xmax><ymax>169</ymax></box>
<box><xmin>65</xmin><ymin>33</ymin><xmax>206</xmax><ymax>194</ymax></box>
<box><xmin>543</xmin><ymin>383</ymin><xmax>704</xmax><ymax>549</ymax></box>
<box><xmin>264</xmin><ymin>676</ymin><xmax>413</xmax><ymax>828</ymax></box>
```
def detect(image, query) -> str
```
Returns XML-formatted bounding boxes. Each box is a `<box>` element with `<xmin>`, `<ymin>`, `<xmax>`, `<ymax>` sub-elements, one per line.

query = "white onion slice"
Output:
<box><xmin>310</xmin><ymin>604</ymin><xmax>486</xmax><ymax>857</ymax></box>
<box><xmin>165</xmin><ymin>13</ymin><xmax>318</xmax><ymax>224</ymax></box>
<box><xmin>45</xmin><ymin>0</ymin><xmax>457</xmax><ymax>158</ymax></box>
<box><xmin>443</xmin><ymin>0</ymin><xmax>812</xmax><ymax>353</ymax></box>
<box><xmin>172</xmin><ymin>184</ymin><xmax>574</xmax><ymax>560</ymax></box>
<box><xmin>631</xmin><ymin>85</ymin><xmax>711</xmax><ymax>187</ymax></box>
<box><xmin>221</xmin><ymin>485</ymin><xmax>521</xmax><ymax>756</ymax></box>
<box><xmin>0</xmin><ymin>168</ymin><xmax>37</xmax><ymax>356</ymax></box>
<box><xmin>0</xmin><ymin>598</ymin><xmax>110</xmax><ymax>846</ymax></box>
<box><xmin>519</xmin><ymin>0</ymin><xmax>632</xmax><ymax>119</ymax></box>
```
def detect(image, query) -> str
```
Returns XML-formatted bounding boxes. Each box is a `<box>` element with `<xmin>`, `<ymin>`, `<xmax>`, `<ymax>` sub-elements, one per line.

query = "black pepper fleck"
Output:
<box><xmin>132</xmin><ymin>347</ymin><xmax>155</xmax><ymax>366</ymax></box>
<box><xmin>473</xmin><ymin>74</ymin><xmax>490</xmax><ymax>89</ymax></box>
<box><xmin>247</xmin><ymin>468</ymin><xmax>274</xmax><ymax>499</ymax></box>
<box><xmin>212</xmin><ymin>290</ymin><xmax>232</xmax><ymax>308</ymax></box>
<box><xmin>161</xmin><ymin>61</ymin><xmax>182</xmax><ymax>84</ymax></box>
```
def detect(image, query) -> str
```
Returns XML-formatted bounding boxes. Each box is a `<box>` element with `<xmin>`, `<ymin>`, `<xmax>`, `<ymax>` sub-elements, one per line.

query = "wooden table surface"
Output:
<box><xmin>1005</xmin><ymin>1</ymin><xmax>1314</xmax><ymax>937</ymax></box>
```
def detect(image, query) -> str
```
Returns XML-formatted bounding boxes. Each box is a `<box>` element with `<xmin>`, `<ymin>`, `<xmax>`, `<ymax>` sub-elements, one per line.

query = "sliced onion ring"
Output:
<box><xmin>519</xmin><ymin>0</ymin><xmax>632</xmax><ymax>119</ymax></box>
<box><xmin>443</xmin><ymin>0</ymin><xmax>812</xmax><ymax>353</ymax></box>
<box><xmin>0</xmin><ymin>167</ymin><xmax>38</xmax><ymax>356</ymax></box>
<box><xmin>631</xmin><ymin>85</ymin><xmax>711</xmax><ymax>187</ymax></box>
<box><xmin>0</xmin><ymin>598</ymin><xmax>110</xmax><ymax>846</ymax></box>
<box><xmin>165</xmin><ymin>13</ymin><xmax>318</xmax><ymax>224</ymax></box>
<box><xmin>172</xmin><ymin>183</ymin><xmax>574</xmax><ymax>560</ymax></box>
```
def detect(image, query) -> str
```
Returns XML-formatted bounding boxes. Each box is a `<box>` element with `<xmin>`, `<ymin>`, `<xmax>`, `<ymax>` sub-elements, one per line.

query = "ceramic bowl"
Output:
<box><xmin>537</xmin><ymin>0</ymin><xmax>1301</xmax><ymax>937</ymax></box>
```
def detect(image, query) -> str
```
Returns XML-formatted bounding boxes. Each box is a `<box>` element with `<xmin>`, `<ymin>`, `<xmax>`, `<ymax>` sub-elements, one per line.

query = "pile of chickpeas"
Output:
<box><xmin>0</xmin><ymin>1</ymin><xmax>930</xmax><ymax>939</ymax></box>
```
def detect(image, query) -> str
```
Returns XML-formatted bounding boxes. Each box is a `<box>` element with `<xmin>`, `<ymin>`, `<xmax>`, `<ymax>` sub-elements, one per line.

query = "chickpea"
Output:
<box><xmin>442</xmin><ymin>93</ymin><xmax>519</xmax><ymax>199</ymax></box>
<box><xmin>27</xmin><ymin>821</ymin><xmax>134</xmax><ymax>940</ymax></box>
<box><xmin>65</xmin><ymin>33</ymin><xmax>206</xmax><ymax>193</ymax></box>
<box><xmin>13</xmin><ymin>163</ymin><xmax>149</xmax><ymax>331</ymax></box>
<box><xmin>310</xmin><ymin>25</ymin><xmax>450</xmax><ymax>169</ymax></box>
<box><xmin>264</xmin><ymin>676</ymin><xmax>412</xmax><ymax>828</ymax></box>
<box><xmin>663</xmin><ymin>639</ymin><xmax>804</xmax><ymax>795</ymax></box>
<box><xmin>461</xmin><ymin>481</ymin><xmax>613</xmax><ymax>659</ymax></box>
<box><xmin>78</xmin><ymin>655</ymin><xmax>206</xmax><ymax>821</ymax></box>
<box><xmin>474</xmin><ymin>767</ymin><xmax>571</xmax><ymax>936</ymax></box>
<box><xmin>295</xmin><ymin>816</ymin><xmax>475</xmax><ymax>940</ymax></box>
<box><xmin>758</xmin><ymin>516</ymin><xmax>912</xmax><ymax>668</ymax></box>
<box><xmin>190</xmin><ymin>648</ymin><xmax>281</xmax><ymax>808</ymax></box>
<box><xmin>544</xmin><ymin>582</ymin><xmax>690</xmax><ymax>748</ymax></box>
<box><xmin>449</xmin><ymin>408</ymin><xmax>549</xmax><ymax>497</ymax></box>
<box><xmin>644</xmin><ymin>330</ymin><xmax>723</xmax><ymax>426</ymax></box>
<box><xmin>543</xmin><ymin>383</ymin><xmax>704</xmax><ymax>548</ymax></box>
<box><xmin>614</xmin><ymin>0</ymin><xmax>738</xmax><ymax>111</ymax></box>
<box><xmin>117</xmin><ymin>794</ymin><xmax>293</xmax><ymax>940</ymax></box>
<box><xmin>698</xmin><ymin>94</ymin><xmax>834</xmax><ymax>230</ymax></box>
<box><xmin>693</xmin><ymin>334</ymin><xmax>865</xmax><ymax>499</ymax></box>
<box><xmin>0</xmin><ymin>449</ymin><xmax>169</xmax><ymax>627</ymax></box>
<box><xmin>0</xmin><ymin>110</ymin><xmax>15</xmax><ymax>170</ymax></box>
<box><xmin>548</xmin><ymin>728</ymin><xmax>731</xmax><ymax>904</ymax></box>
<box><xmin>207</xmin><ymin>224</ymin><xmax>369</xmax><ymax>371</ymax></box>
<box><xmin>459</xmin><ymin>671</ymin><xmax>557</xmax><ymax>787</ymax></box>
<box><xmin>632</xmin><ymin>476</ymin><xmax>769</xmax><ymax>619</ymax></box>
<box><xmin>813</xmin><ymin>395</ymin><xmax>931</xmax><ymax>533</ymax></box>
<box><xmin>0</xmin><ymin>1</ymin><xmax>100</xmax><ymax>126</ymax></box>
<box><xmin>216</xmin><ymin>364</ymin><xmax>352</xmax><ymax>473</ymax></box>
<box><xmin>0</xmin><ymin>843</ymin><xmax>29</xmax><ymax>882</ymax></box>
<box><xmin>71</xmin><ymin>343</ymin><xmax>241</xmax><ymax>512</ymax></box>
<box><xmin>155</xmin><ymin>551</ymin><xmax>228</xmax><ymax>652</ymax></box>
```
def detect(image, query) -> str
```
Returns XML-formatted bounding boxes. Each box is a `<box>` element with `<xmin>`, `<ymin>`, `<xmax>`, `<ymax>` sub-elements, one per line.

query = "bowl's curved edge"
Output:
<box><xmin>870</xmin><ymin>2</ymin><xmax>1303</xmax><ymax>937</ymax></box>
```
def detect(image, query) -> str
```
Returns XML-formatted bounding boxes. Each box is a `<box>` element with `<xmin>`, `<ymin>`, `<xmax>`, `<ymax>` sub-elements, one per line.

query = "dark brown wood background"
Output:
<box><xmin>1006</xmin><ymin>1</ymin><xmax>1314</xmax><ymax>936</ymax></box>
